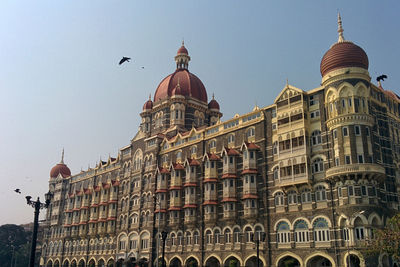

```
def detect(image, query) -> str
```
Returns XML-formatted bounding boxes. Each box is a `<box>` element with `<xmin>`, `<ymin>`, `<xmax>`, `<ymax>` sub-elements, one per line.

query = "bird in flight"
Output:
<box><xmin>14</xmin><ymin>189</ymin><xmax>21</xmax><ymax>194</ymax></box>
<box><xmin>119</xmin><ymin>57</ymin><xmax>131</xmax><ymax>65</ymax></box>
<box><xmin>377</xmin><ymin>74</ymin><xmax>388</xmax><ymax>82</ymax></box>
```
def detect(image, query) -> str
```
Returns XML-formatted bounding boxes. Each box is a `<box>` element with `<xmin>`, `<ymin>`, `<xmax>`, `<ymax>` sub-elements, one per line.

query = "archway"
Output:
<box><xmin>98</xmin><ymin>259</ymin><xmax>105</xmax><ymax>267</ymax></box>
<box><xmin>116</xmin><ymin>259</ymin><xmax>124</xmax><ymax>267</ymax></box>
<box><xmin>224</xmin><ymin>256</ymin><xmax>240</xmax><ymax>267</ymax></box>
<box><xmin>107</xmin><ymin>259</ymin><xmax>115</xmax><ymax>267</ymax></box>
<box><xmin>71</xmin><ymin>260</ymin><xmax>77</xmax><ymax>267</ymax></box>
<box><xmin>78</xmin><ymin>260</ymin><xmax>85</xmax><ymax>267</ymax></box>
<box><xmin>155</xmin><ymin>258</ymin><xmax>166</xmax><ymax>267</ymax></box>
<box><xmin>245</xmin><ymin>256</ymin><xmax>263</xmax><ymax>267</ymax></box>
<box><xmin>205</xmin><ymin>256</ymin><xmax>220</xmax><ymax>267</ymax></box>
<box><xmin>88</xmin><ymin>259</ymin><xmax>96</xmax><ymax>267</ymax></box>
<box><xmin>63</xmin><ymin>260</ymin><xmax>69</xmax><ymax>267</ymax></box>
<box><xmin>307</xmin><ymin>256</ymin><xmax>332</xmax><ymax>267</ymax></box>
<box><xmin>186</xmin><ymin>257</ymin><xmax>199</xmax><ymax>267</ymax></box>
<box><xmin>345</xmin><ymin>254</ymin><xmax>360</xmax><ymax>267</ymax></box>
<box><xmin>47</xmin><ymin>260</ymin><xmax>53</xmax><ymax>267</ymax></box>
<box><xmin>137</xmin><ymin>258</ymin><xmax>148</xmax><ymax>267</ymax></box>
<box><xmin>278</xmin><ymin>256</ymin><xmax>301</xmax><ymax>267</ymax></box>
<box><xmin>381</xmin><ymin>254</ymin><xmax>390</xmax><ymax>267</ymax></box>
<box><xmin>54</xmin><ymin>260</ymin><xmax>60</xmax><ymax>267</ymax></box>
<box><xmin>170</xmin><ymin>257</ymin><xmax>183</xmax><ymax>267</ymax></box>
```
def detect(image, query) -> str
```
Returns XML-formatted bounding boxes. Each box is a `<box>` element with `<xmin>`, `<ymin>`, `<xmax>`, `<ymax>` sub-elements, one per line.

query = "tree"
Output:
<box><xmin>368</xmin><ymin>213</ymin><xmax>400</xmax><ymax>261</ymax></box>
<box><xmin>0</xmin><ymin>224</ymin><xmax>31</xmax><ymax>267</ymax></box>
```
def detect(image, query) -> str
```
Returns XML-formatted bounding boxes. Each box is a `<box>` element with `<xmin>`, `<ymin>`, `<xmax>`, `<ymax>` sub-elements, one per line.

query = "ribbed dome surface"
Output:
<box><xmin>50</xmin><ymin>163</ymin><xmax>71</xmax><ymax>178</ymax></box>
<box><xmin>154</xmin><ymin>69</ymin><xmax>208</xmax><ymax>103</ymax></box>
<box><xmin>320</xmin><ymin>41</ymin><xmax>369</xmax><ymax>77</ymax></box>
<box><xmin>177</xmin><ymin>45</ymin><xmax>188</xmax><ymax>55</ymax></box>
<box><xmin>143</xmin><ymin>99</ymin><xmax>153</xmax><ymax>110</ymax></box>
<box><xmin>208</xmin><ymin>98</ymin><xmax>220</xmax><ymax>110</ymax></box>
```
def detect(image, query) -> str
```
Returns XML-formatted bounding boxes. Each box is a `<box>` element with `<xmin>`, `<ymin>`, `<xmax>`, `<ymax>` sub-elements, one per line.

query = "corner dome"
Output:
<box><xmin>143</xmin><ymin>95</ymin><xmax>153</xmax><ymax>111</ymax></box>
<box><xmin>50</xmin><ymin>163</ymin><xmax>71</xmax><ymax>178</ymax></box>
<box><xmin>177</xmin><ymin>45</ymin><xmax>188</xmax><ymax>55</ymax></box>
<box><xmin>320</xmin><ymin>41</ymin><xmax>369</xmax><ymax>77</ymax></box>
<box><xmin>320</xmin><ymin>13</ymin><xmax>369</xmax><ymax>77</ymax></box>
<box><xmin>50</xmin><ymin>150</ymin><xmax>71</xmax><ymax>178</ymax></box>
<box><xmin>208</xmin><ymin>95</ymin><xmax>220</xmax><ymax>110</ymax></box>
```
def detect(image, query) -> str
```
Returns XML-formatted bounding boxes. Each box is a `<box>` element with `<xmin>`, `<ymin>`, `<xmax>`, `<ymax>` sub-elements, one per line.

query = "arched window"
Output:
<box><xmin>185</xmin><ymin>231</ymin><xmax>192</xmax><ymax>245</ymax></box>
<box><xmin>206</xmin><ymin>230</ymin><xmax>212</xmax><ymax>244</ymax></box>
<box><xmin>245</xmin><ymin>227</ymin><xmax>253</xmax><ymax>242</ymax></box>
<box><xmin>191</xmin><ymin>146</ymin><xmax>197</xmax><ymax>155</ymax></box>
<box><xmin>294</xmin><ymin>220</ymin><xmax>309</xmax><ymax>243</ymax></box>
<box><xmin>315</xmin><ymin>185</ymin><xmax>326</xmax><ymax>201</ymax></box>
<box><xmin>177</xmin><ymin>232</ymin><xmax>183</xmax><ymax>246</ymax></box>
<box><xmin>274</xmin><ymin>192</ymin><xmax>284</xmax><ymax>206</ymax></box>
<box><xmin>311</xmin><ymin>130</ymin><xmax>322</xmax><ymax>145</ymax></box>
<box><xmin>176</xmin><ymin>151</ymin><xmax>182</xmax><ymax>160</ymax></box>
<box><xmin>313</xmin><ymin>218</ymin><xmax>330</xmax><ymax>242</ymax></box>
<box><xmin>233</xmin><ymin>228</ymin><xmax>241</xmax><ymax>243</ymax></box>
<box><xmin>301</xmin><ymin>188</ymin><xmax>312</xmax><ymax>203</ymax></box>
<box><xmin>312</xmin><ymin>158</ymin><xmax>324</xmax><ymax>173</ymax></box>
<box><xmin>276</xmin><ymin>222</ymin><xmax>290</xmax><ymax>243</ymax></box>
<box><xmin>214</xmin><ymin>229</ymin><xmax>220</xmax><ymax>244</ymax></box>
<box><xmin>288</xmin><ymin>190</ymin><xmax>297</xmax><ymax>204</ymax></box>
<box><xmin>170</xmin><ymin>233</ymin><xmax>176</xmax><ymax>246</ymax></box>
<box><xmin>193</xmin><ymin>231</ymin><xmax>199</xmax><ymax>245</ymax></box>
<box><xmin>273</xmin><ymin>141</ymin><xmax>278</xmax><ymax>154</ymax></box>
<box><xmin>273</xmin><ymin>167</ymin><xmax>279</xmax><ymax>180</ymax></box>
<box><xmin>224</xmin><ymin>228</ymin><xmax>231</xmax><ymax>243</ymax></box>
<box><xmin>255</xmin><ymin>225</ymin><xmax>263</xmax><ymax>240</ymax></box>
<box><xmin>209</xmin><ymin>140</ymin><xmax>216</xmax><ymax>149</ymax></box>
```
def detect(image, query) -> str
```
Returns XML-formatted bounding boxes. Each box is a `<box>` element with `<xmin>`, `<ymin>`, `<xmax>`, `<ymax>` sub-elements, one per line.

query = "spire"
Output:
<box><xmin>60</xmin><ymin>148</ymin><xmax>64</xmax><ymax>164</ymax></box>
<box><xmin>212</xmin><ymin>93</ymin><xmax>215</xmax><ymax>100</ymax></box>
<box><xmin>149</xmin><ymin>93</ymin><xmax>151</xmax><ymax>100</ymax></box>
<box><xmin>337</xmin><ymin>12</ymin><xmax>345</xmax><ymax>43</ymax></box>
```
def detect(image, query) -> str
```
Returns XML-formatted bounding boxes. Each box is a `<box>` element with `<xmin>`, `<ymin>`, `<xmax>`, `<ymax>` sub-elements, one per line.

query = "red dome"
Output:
<box><xmin>143</xmin><ymin>99</ymin><xmax>153</xmax><ymax>110</ymax></box>
<box><xmin>154</xmin><ymin>69</ymin><xmax>208</xmax><ymax>103</ymax></box>
<box><xmin>320</xmin><ymin>41</ymin><xmax>369</xmax><ymax>77</ymax></box>
<box><xmin>50</xmin><ymin>163</ymin><xmax>71</xmax><ymax>178</ymax></box>
<box><xmin>208</xmin><ymin>98</ymin><xmax>220</xmax><ymax>110</ymax></box>
<box><xmin>177</xmin><ymin>45</ymin><xmax>188</xmax><ymax>55</ymax></box>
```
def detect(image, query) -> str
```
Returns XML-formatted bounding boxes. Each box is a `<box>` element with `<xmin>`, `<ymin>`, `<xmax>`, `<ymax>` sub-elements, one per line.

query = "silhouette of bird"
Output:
<box><xmin>377</xmin><ymin>75</ymin><xmax>388</xmax><ymax>82</ymax></box>
<box><xmin>119</xmin><ymin>57</ymin><xmax>131</xmax><ymax>65</ymax></box>
<box><xmin>14</xmin><ymin>189</ymin><xmax>21</xmax><ymax>194</ymax></box>
<box><xmin>141</xmin><ymin>67</ymin><xmax>145</xmax><ymax>69</ymax></box>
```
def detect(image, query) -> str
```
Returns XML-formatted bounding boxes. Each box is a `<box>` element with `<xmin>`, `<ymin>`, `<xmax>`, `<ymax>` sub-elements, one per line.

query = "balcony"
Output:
<box><xmin>325</xmin><ymin>163</ymin><xmax>385</xmax><ymax>181</ymax></box>
<box><xmin>274</xmin><ymin>173</ymin><xmax>309</xmax><ymax>187</ymax></box>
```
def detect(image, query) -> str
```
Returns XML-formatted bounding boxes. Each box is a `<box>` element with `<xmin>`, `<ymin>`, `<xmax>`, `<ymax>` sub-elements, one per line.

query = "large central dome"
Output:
<box><xmin>153</xmin><ymin>43</ymin><xmax>208</xmax><ymax>103</ymax></box>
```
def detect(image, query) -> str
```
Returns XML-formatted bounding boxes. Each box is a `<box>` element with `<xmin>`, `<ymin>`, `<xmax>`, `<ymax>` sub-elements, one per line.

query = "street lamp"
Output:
<box><xmin>254</xmin><ymin>231</ymin><xmax>266</xmax><ymax>267</ymax></box>
<box><xmin>25</xmin><ymin>191</ymin><xmax>52</xmax><ymax>267</ymax></box>
<box><xmin>161</xmin><ymin>231</ymin><xmax>168</xmax><ymax>267</ymax></box>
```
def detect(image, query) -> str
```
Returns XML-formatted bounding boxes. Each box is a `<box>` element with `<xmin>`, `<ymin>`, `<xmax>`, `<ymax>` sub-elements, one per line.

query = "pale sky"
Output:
<box><xmin>1</xmin><ymin>1</ymin><xmax>399</xmax><ymax>225</ymax></box>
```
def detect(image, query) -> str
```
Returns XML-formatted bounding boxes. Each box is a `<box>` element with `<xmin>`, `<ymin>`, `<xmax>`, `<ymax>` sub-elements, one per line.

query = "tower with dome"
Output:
<box><xmin>40</xmin><ymin>16</ymin><xmax>400</xmax><ymax>267</ymax></box>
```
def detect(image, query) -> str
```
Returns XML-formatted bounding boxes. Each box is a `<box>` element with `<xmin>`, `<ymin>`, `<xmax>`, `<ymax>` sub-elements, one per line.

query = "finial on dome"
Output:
<box><xmin>149</xmin><ymin>93</ymin><xmax>151</xmax><ymax>100</ymax></box>
<box><xmin>212</xmin><ymin>93</ymin><xmax>215</xmax><ymax>100</ymax></box>
<box><xmin>60</xmin><ymin>148</ymin><xmax>64</xmax><ymax>164</ymax></box>
<box><xmin>182</xmin><ymin>39</ymin><xmax>184</xmax><ymax>46</ymax></box>
<box><xmin>337</xmin><ymin>12</ymin><xmax>345</xmax><ymax>43</ymax></box>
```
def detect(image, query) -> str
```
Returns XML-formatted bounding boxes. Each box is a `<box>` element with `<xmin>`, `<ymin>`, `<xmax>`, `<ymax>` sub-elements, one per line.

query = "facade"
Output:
<box><xmin>41</xmin><ymin>16</ymin><xmax>400</xmax><ymax>267</ymax></box>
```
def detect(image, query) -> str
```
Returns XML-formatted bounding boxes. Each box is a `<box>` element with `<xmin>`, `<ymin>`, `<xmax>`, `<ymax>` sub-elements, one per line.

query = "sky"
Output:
<box><xmin>0</xmin><ymin>1</ymin><xmax>399</xmax><ymax>225</ymax></box>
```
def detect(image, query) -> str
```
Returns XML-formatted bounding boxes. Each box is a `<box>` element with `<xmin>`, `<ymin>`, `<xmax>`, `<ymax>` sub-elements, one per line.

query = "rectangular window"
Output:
<box><xmin>348</xmin><ymin>186</ymin><xmax>354</xmax><ymax>196</ymax></box>
<box><xmin>343</xmin><ymin>127</ymin><xmax>348</xmax><ymax>137</ymax></box>
<box><xmin>345</xmin><ymin>156</ymin><xmax>351</xmax><ymax>164</ymax></box>
<box><xmin>366</xmin><ymin>127</ymin><xmax>370</xmax><ymax>136</ymax></box>
<box><xmin>358</xmin><ymin>154</ymin><xmax>364</xmax><ymax>163</ymax></box>
<box><xmin>333</xmin><ymin>129</ymin><xmax>337</xmax><ymax>139</ymax></box>
<box><xmin>355</xmin><ymin>125</ymin><xmax>361</xmax><ymax>135</ymax></box>
<box><xmin>338</xmin><ymin>187</ymin><xmax>342</xmax><ymax>197</ymax></box>
<box><xmin>348</xmin><ymin>98</ymin><xmax>352</xmax><ymax>107</ymax></box>
<box><xmin>361</xmin><ymin>185</ymin><xmax>367</xmax><ymax>196</ymax></box>
<box><xmin>335</xmin><ymin>157</ymin><xmax>340</xmax><ymax>166</ymax></box>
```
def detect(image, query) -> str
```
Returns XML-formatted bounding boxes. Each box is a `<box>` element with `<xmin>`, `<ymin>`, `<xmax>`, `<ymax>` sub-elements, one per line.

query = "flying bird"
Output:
<box><xmin>14</xmin><ymin>189</ymin><xmax>21</xmax><ymax>194</ymax></box>
<box><xmin>377</xmin><ymin>75</ymin><xmax>388</xmax><ymax>82</ymax></box>
<box><xmin>141</xmin><ymin>67</ymin><xmax>145</xmax><ymax>69</ymax></box>
<box><xmin>119</xmin><ymin>57</ymin><xmax>131</xmax><ymax>65</ymax></box>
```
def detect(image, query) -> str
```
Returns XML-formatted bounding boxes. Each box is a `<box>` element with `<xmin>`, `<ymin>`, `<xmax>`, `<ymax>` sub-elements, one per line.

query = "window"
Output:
<box><xmin>313</xmin><ymin>218</ymin><xmax>330</xmax><ymax>242</ymax></box>
<box><xmin>273</xmin><ymin>167</ymin><xmax>279</xmax><ymax>180</ymax></box>
<box><xmin>294</xmin><ymin>220</ymin><xmax>309</xmax><ymax>243</ymax></box>
<box><xmin>206</xmin><ymin>230</ymin><xmax>212</xmax><ymax>244</ymax></box>
<box><xmin>233</xmin><ymin>228</ymin><xmax>240</xmax><ymax>243</ymax></box>
<box><xmin>209</xmin><ymin>140</ymin><xmax>216</xmax><ymax>149</ymax></box>
<box><xmin>228</xmin><ymin>134</ymin><xmax>235</xmax><ymax>143</ymax></box>
<box><xmin>310</xmin><ymin>110</ymin><xmax>320</xmax><ymax>118</ymax></box>
<box><xmin>276</xmin><ymin>222</ymin><xmax>290</xmax><ymax>243</ymax></box>
<box><xmin>191</xmin><ymin>146</ymin><xmax>197</xmax><ymax>155</ymax></box>
<box><xmin>358</xmin><ymin>154</ymin><xmax>364</xmax><ymax>163</ymax></box>
<box><xmin>247</xmin><ymin>128</ymin><xmax>255</xmax><ymax>137</ymax></box>
<box><xmin>333</xmin><ymin>129</ymin><xmax>337</xmax><ymax>139</ymax></box>
<box><xmin>366</xmin><ymin>127</ymin><xmax>370</xmax><ymax>136</ymax></box>
<box><xmin>224</xmin><ymin>229</ymin><xmax>231</xmax><ymax>243</ymax></box>
<box><xmin>348</xmin><ymin>186</ymin><xmax>354</xmax><ymax>196</ymax></box>
<box><xmin>348</xmin><ymin>98</ymin><xmax>352</xmax><ymax>107</ymax></box>
<box><xmin>355</xmin><ymin>125</ymin><xmax>361</xmax><ymax>135</ymax></box>
<box><xmin>275</xmin><ymin>192</ymin><xmax>284</xmax><ymax>206</ymax></box>
<box><xmin>288</xmin><ymin>190</ymin><xmax>297</xmax><ymax>204</ymax></box>
<box><xmin>309</xmin><ymin>95</ymin><xmax>318</xmax><ymax>106</ymax></box>
<box><xmin>338</xmin><ymin>187</ymin><xmax>342</xmax><ymax>197</ymax></box>
<box><xmin>312</xmin><ymin>158</ymin><xmax>324</xmax><ymax>173</ymax></box>
<box><xmin>315</xmin><ymin>185</ymin><xmax>326</xmax><ymax>201</ymax></box>
<box><xmin>273</xmin><ymin>142</ymin><xmax>278</xmax><ymax>155</ymax></box>
<box><xmin>193</xmin><ymin>231</ymin><xmax>199</xmax><ymax>245</ymax></box>
<box><xmin>355</xmin><ymin>227</ymin><xmax>365</xmax><ymax>240</ymax></box>
<box><xmin>311</xmin><ymin>130</ymin><xmax>322</xmax><ymax>145</ymax></box>
<box><xmin>361</xmin><ymin>185</ymin><xmax>367</xmax><ymax>196</ymax></box>
<box><xmin>335</xmin><ymin>157</ymin><xmax>340</xmax><ymax>166</ymax></box>
<box><xmin>301</xmin><ymin>188</ymin><xmax>312</xmax><ymax>203</ymax></box>
<box><xmin>272</xmin><ymin>109</ymin><xmax>276</xmax><ymax>118</ymax></box>
<box><xmin>345</xmin><ymin>156</ymin><xmax>351</xmax><ymax>165</ymax></box>
<box><xmin>343</xmin><ymin>127</ymin><xmax>348</xmax><ymax>137</ymax></box>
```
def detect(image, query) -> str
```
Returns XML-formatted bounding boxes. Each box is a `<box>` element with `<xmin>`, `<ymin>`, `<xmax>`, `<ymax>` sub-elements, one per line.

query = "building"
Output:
<box><xmin>40</xmin><ymin>15</ymin><xmax>400</xmax><ymax>267</ymax></box>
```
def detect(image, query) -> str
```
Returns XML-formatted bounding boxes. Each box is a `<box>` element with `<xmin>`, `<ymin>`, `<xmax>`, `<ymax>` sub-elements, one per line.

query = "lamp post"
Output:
<box><xmin>25</xmin><ymin>191</ymin><xmax>52</xmax><ymax>267</ymax></box>
<box><xmin>254</xmin><ymin>232</ymin><xmax>266</xmax><ymax>267</ymax></box>
<box><xmin>161</xmin><ymin>231</ymin><xmax>168</xmax><ymax>267</ymax></box>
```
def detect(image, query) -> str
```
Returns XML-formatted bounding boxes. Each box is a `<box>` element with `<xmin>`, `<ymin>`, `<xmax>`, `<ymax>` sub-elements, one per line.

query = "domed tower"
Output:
<box><xmin>144</xmin><ymin>42</ymin><xmax>222</xmax><ymax>134</ymax></box>
<box><xmin>323</xmin><ymin>15</ymin><xmax>385</xmax><ymax>210</ymax></box>
<box><xmin>48</xmin><ymin>149</ymin><xmax>71</xmax><ymax>227</ymax></box>
<box><xmin>140</xmin><ymin>94</ymin><xmax>153</xmax><ymax>133</ymax></box>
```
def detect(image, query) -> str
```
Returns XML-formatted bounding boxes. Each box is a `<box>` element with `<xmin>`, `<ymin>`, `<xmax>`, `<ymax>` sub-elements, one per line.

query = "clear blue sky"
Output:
<box><xmin>0</xmin><ymin>1</ymin><xmax>399</xmax><ymax>225</ymax></box>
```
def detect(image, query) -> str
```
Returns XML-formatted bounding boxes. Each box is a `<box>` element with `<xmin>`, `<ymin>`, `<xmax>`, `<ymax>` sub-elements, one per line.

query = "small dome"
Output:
<box><xmin>208</xmin><ymin>96</ymin><xmax>220</xmax><ymax>110</ymax></box>
<box><xmin>320</xmin><ymin>41</ymin><xmax>369</xmax><ymax>77</ymax></box>
<box><xmin>177</xmin><ymin>45</ymin><xmax>188</xmax><ymax>55</ymax></box>
<box><xmin>154</xmin><ymin>69</ymin><xmax>208</xmax><ymax>103</ymax></box>
<box><xmin>50</xmin><ymin>163</ymin><xmax>71</xmax><ymax>178</ymax></box>
<box><xmin>143</xmin><ymin>97</ymin><xmax>153</xmax><ymax>110</ymax></box>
